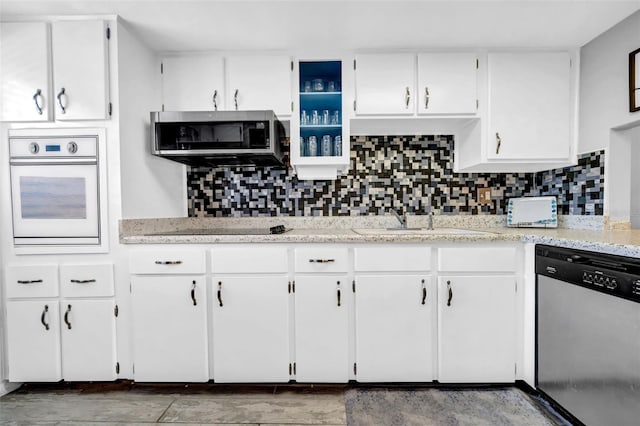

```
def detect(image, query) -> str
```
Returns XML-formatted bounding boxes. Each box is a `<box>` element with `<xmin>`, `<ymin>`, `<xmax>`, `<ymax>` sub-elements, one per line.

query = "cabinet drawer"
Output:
<box><xmin>295</xmin><ymin>247</ymin><xmax>349</xmax><ymax>273</ymax></box>
<box><xmin>211</xmin><ymin>246</ymin><xmax>288</xmax><ymax>273</ymax></box>
<box><xmin>5</xmin><ymin>264</ymin><xmax>58</xmax><ymax>298</ymax></box>
<box><xmin>130</xmin><ymin>249</ymin><xmax>206</xmax><ymax>274</ymax></box>
<box><xmin>354</xmin><ymin>246</ymin><xmax>431</xmax><ymax>272</ymax></box>
<box><xmin>438</xmin><ymin>247</ymin><xmax>517</xmax><ymax>272</ymax></box>
<box><xmin>60</xmin><ymin>264</ymin><xmax>114</xmax><ymax>297</ymax></box>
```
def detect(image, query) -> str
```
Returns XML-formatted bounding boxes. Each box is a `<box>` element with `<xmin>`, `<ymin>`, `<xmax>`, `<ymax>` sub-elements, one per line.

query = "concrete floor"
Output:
<box><xmin>0</xmin><ymin>383</ymin><xmax>568</xmax><ymax>426</ymax></box>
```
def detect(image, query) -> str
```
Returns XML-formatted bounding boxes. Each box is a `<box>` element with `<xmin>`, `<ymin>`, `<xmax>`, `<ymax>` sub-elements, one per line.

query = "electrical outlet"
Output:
<box><xmin>477</xmin><ymin>188</ymin><xmax>492</xmax><ymax>204</ymax></box>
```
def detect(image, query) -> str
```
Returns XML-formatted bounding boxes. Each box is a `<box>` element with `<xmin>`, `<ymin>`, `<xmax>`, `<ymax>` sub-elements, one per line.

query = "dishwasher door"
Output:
<box><xmin>537</xmin><ymin>275</ymin><xmax>640</xmax><ymax>425</ymax></box>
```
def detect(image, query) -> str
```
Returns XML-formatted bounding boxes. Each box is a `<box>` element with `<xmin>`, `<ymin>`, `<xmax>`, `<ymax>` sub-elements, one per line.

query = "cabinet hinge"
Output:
<box><xmin>116</xmin><ymin>362</ymin><xmax>120</xmax><ymax>374</ymax></box>
<box><xmin>293</xmin><ymin>281</ymin><xmax>295</xmax><ymax>293</ymax></box>
<box><xmin>108</xmin><ymin>102</ymin><xmax>113</xmax><ymax>116</ymax></box>
<box><xmin>160</xmin><ymin>62</ymin><xmax>163</xmax><ymax>74</ymax></box>
<box><xmin>353</xmin><ymin>100</ymin><xmax>356</xmax><ymax>111</ymax></box>
<box><xmin>353</xmin><ymin>59</ymin><xmax>356</xmax><ymax>70</ymax></box>
<box><xmin>106</xmin><ymin>27</ymin><xmax>111</xmax><ymax>40</ymax></box>
<box><xmin>132</xmin><ymin>364</ymin><xmax>135</xmax><ymax>374</ymax></box>
<box><xmin>289</xmin><ymin>363</ymin><xmax>292</xmax><ymax>375</ymax></box>
<box><xmin>162</xmin><ymin>104</ymin><xmax>165</xmax><ymax>112</ymax></box>
<box><xmin>476</xmin><ymin>58</ymin><xmax>479</xmax><ymax>69</ymax></box>
<box><xmin>290</xmin><ymin>60</ymin><xmax>294</xmax><ymax>71</ymax></box>
<box><xmin>352</xmin><ymin>280</ymin><xmax>356</xmax><ymax>293</ymax></box>
<box><xmin>114</xmin><ymin>305</ymin><xmax>119</xmax><ymax>317</ymax></box>
<box><xmin>291</xmin><ymin>101</ymin><xmax>294</xmax><ymax>112</ymax></box>
<box><xmin>129</xmin><ymin>282</ymin><xmax>132</xmax><ymax>293</ymax></box>
<box><xmin>294</xmin><ymin>362</ymin><xmax>296</xmax><ymax>375</ymax></box>
<box><xmin>515</xmin><ymin>281</ymin><xmax>518</xmax><ymax>292</ymax></box>
<box><xmin>353</xmin><ymin>363</ymin><xmax>357</xmax><ymax>375</ymax></box>
<box><xmin>288</xmin><ymin>281</ymin><xmax>291</xmax><ymax>294</ymax></box>
<box><xmin>514</xmin><ymin>363</ymin><xmax>517</xmax><ymax>376</ymax></box>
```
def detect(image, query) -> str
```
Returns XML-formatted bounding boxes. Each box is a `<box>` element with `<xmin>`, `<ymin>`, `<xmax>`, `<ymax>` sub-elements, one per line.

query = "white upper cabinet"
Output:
<box><xmin>0</xmin><ymin>22</ymin><xmax>51</xmax><ymax>121</ymax></box>
<box><xmin>161</xmin><ymin>55</ymin><xmax>224</xmax><ymax>111</ymax></box>
<box><xmin>51</xmin><ymin>20</ymin><xmax>109</xmax><ymax>120</ymax></box>
<box><xmin>225</xmin><ymin>55</ymin><xmax>292</xmax><ymax>116</ymax></box>
<box><xmin>354</xmin><ymin>53</ymin><xmax>415</xmax><ymax>115</ymax></box>
<box><xmin>417</xmin><ymin>53</ymin><xmax>477</xmax><ymax>115</ymax></box>
<box><xmin>487</xmin><ymin>52</ymin><xmax>571</xmax><ymax>161</ymax></box>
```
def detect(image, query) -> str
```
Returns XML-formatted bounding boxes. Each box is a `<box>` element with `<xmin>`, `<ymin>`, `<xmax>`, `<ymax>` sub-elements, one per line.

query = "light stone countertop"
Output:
<box><xmin>120</xmin><ymin>216</ymin><xmax>640</xmax><ymax>258</ymax></box>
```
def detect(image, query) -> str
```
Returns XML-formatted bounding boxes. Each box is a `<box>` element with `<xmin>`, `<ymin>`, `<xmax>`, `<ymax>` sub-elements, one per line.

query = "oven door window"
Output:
<box><xmin>10</xmin><ymin>164</ymin><xmax>99</xmax><ymax>238</ymax></box>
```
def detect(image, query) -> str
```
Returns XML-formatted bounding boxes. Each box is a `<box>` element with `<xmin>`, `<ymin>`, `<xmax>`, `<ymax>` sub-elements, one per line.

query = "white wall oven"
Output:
<box><xmin>9</xmin><ymin>131</ymin><xmax>106</xmax><ymax>249</ymax></box>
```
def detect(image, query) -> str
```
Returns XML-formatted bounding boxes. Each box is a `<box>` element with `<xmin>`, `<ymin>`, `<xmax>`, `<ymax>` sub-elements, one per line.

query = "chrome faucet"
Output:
<box><xmin>389</xmin><ymin>208</ymin><xmax>407</xmax><ymax>228</ymax></box>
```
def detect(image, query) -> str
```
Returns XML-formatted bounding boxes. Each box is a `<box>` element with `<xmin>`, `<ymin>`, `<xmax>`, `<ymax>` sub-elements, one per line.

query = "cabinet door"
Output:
<box><xmin>212</xmin><ymin>275</ymin><xmax>289</xmax><ymax>382</ymax></box>
<box><xmin>355</xmin><ymin>54</ymin><xmax>415</xmax><ymax>115</ymax></box>
<box><xmin>294</xmin><ymin>275</ymin><xmax>349</xmax><ymax>382</ymax></box>
<box><xmin>6</xmin><ymin>301</ymin><xmax>61</xmax><ymax>382</ymax></box>
<box><xmin>417</xmin><ymin>53</ymin><xmax>477</xmax><ymax>115</ymax></box>
<box><xmin>487</xmin><ymin>52</ymin><xmax>571</xmax><ymax>160</ymax></box>
<box><xmin>60</xmin><ymin>299</ymin><xmax>117</xmax><ymax>381</ymax></box>
<box><xmin>438</xmin><ymin>275</ymin><xmax>516</xmax><ymax>383</ymax></box>
<box><xmin>51</xmin><ymin>20</ymin><xmax>108</xmax><ymax>120</ymax></box>
<box><xmin>131</xmin><ymin>276</ymin><xmax>208</xmax><ymax>382</ymax></box>
<box><xmin>162</xmin><ymin>55</ymin><xmax>224</xmax><ymax>111</ymax></box>
<box><xmin>355</xmin><ymin>275</ymin><xmax>434</xmax><ymax>382</ymax></box>
<box><xmin>0</xmin><ymin>22</ymin><xmax>51</xmax><ymax>121</ymax></box>
<box><xmin>225</xmin><ymin>55</ymin><xmax>292</xmax><ymax>116</ymax></box>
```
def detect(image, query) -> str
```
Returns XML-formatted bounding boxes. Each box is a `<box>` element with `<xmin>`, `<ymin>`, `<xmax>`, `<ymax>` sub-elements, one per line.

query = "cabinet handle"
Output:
<box><xmin>424</xmin><ymin>87</ymin><xmax>430</xmax><ymax>110</ymax></box>
<box><xmin>213</xmin><ymin>90</ymin><xmax>218</xmax><ymax>111</ymax></box>
<box><xmin>41</xmin><ymin>305</ymin><xmax>50</xmax><ymax>330</ymax></box>
<box><xmin>33</xmin><ymin>89</ymin><xmax>44</xmax><ymax>115</ymax></box>
<box><xmin>154</xmin><ymin>260</ymin><xmax>182</xmax><ymax>265</ymax></box>
<box><xmin>17</xmin><ymin>279</ymin><xmax>43</xmax><ymax>284</ymax></box>
<box><xmin>64</xmin><ymin>304</ymin><xmax>72</xmax><ymax>330</ymax></box>
<box><xmin>217</xmin><ymin>281</ymin><xmax>223</xmax><ymax>307</ymax></box>
<box><xmin>234</xmin><ymin>89</ymin><xmax>239</xmax><ymax>110</ymax></box>
<box><xmin>191</xmin><ymin>280</ymin><xmax>197</xmax><ymax>306</ymax></box>
<box><xmin>405</xmin><ymin>86</ymin><xmax>411</xmax><ymax>109</ymax></box>
<box><xmin>447</xmin><ymin>280</ymin><xmax>453</xmax><ymax>306</ymax></box>
<box><xmin>421</xmin><ymin>279</ymin><xmax>427</xmax><ymax>305</ymax></box>
<box><xmin>337</xmin><ymin>281</ymin><xmax>341</xmax><ymax>307</ymax></box>
<box><xmin>495</xmin><ymin>132</ymin><xmax>502</xmax><ymax>155</ymax></box>
<box><xmin>56</xmin><ymin>87</ymin><xmax>66</xmax><ymax>114</ymax></box>
<box><xmin>309</xmin><ymin>259</ymin><xmax>335</xmax><ymax>263</ymax></box>
<box><xmin>70</xmin><ymin>279</ymin><xmax>96</xmax><ymax>284</ymax></box>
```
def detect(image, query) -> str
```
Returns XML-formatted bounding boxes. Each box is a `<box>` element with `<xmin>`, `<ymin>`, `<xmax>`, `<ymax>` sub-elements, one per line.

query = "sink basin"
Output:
<box><xmin>352</xmin><ymin>228</ymin><xmax>491</xmax><ymax>235</ymax></box>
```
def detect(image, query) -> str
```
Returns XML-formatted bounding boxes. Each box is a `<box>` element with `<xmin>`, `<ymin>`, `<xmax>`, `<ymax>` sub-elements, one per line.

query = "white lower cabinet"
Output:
<box><xmin>60</xmin><ymin>299</ymin><xmax>117</xmax><ymax>381</ymax></box>
<box><xmin>212</xmin><ymin>275</ymin><xmax>290</xmax><ymax>382</ymax></box>
<box><xmin>437</xmin><ymin>275</ymin><xmax>517</xmax><ymax>383</ymax></box>
<box><xmin>354</xmin><ymin>275</ymin><xmax>435</xmax><ymax>382</ymax></box>
<box><xmin>131</xmin><ymin>276</ymin><xmax>208</xmax><ymax>382</ymax></box>
<box><xmin>294</xmin><ymin>275</ymin><xmax>349</xmax><ymax>382</ymax></box>
<box><xmin>6</xmin><ymin>301</ymin><xmax>62</xmax><ymax>382</ymax></box>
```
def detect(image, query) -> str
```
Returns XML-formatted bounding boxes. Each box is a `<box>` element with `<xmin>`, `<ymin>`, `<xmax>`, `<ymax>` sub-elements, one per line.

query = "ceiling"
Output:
<box><xmin>1</xmin><ymin>0</ymin><xmax>639</xmax><ymax>53</ymax></box>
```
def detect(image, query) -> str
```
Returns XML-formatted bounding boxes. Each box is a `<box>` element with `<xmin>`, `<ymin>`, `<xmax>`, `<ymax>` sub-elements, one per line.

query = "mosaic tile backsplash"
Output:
<box><xmin>187</xmin><ymin>135</ymin><xmax>604</xmax><ymax>217</ymax></box>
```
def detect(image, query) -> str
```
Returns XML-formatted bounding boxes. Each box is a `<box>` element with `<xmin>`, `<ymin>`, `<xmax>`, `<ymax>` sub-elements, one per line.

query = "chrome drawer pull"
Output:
<box><xmin>421</xmin><ymin>279</ymin><xmax>427</xmax><ymax>305</ymax></box>
<box><xmin>154</xmin><ymin>260</ymin><xmax>183</xmax><ymax>265</ymax></box>
<box><xmin>64</xmin><ymin>304</ymin><xmax>72</xmax><ymax>330</ymax></box>
<box><xmin>70</xmin><ymin>279</ymin><xmax>96</xmax><ymax>284</ymax></box>
<box><xmin>217</xmin><ymin>281</ymin><xmax>223</xmax><ymax>307</ymax></box>
<box><xmin>17</xmin><ymin>279</ymin><xmax>43</xmax><ymax>284</ymax></box>
<box><xmin>309</xmin><ymin>259</ymin><xmax>335</xmax><ymax>263</ymax></box>
<box><xmin>191</xmin><ymin>280</ymin><xmax>197</xmax><ymax>306</ymax></box>
<box><xmin>41</xmin><ymin>305</ymin><xmax>50</xmax><ymax>330</ymax></box>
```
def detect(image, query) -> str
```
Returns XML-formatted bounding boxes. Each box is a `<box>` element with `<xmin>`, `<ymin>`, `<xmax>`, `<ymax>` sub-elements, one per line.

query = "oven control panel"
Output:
<box><xmin>10</xmin><ymin>137</ymin><xmax>97</xmax><ymax>158</ymax></box>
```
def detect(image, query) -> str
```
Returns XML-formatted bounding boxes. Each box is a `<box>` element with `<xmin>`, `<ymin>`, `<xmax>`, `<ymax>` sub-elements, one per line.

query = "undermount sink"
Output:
<box><xmin>352</xmin><ymin>228</ymin><xmax>491</xmax><ymax>235</ymax></box>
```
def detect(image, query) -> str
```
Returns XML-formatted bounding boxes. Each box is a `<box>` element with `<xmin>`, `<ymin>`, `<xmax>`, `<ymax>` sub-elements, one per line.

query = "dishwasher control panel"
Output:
<box><xmin>582</xmin><ymin>270</ymin><xmax>618</xmax><ymax>289</ymax></box>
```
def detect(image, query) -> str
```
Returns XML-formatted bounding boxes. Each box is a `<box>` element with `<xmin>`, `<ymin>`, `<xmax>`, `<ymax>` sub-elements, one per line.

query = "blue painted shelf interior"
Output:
<box><xmin>299</xmin><ymin>61</ymin><xmax>342</xmax><ymax>157</ymax></box>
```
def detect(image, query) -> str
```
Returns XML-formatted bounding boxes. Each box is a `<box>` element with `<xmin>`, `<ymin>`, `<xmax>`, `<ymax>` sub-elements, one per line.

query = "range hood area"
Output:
<box><xmin>151</xmin><ymin>110</ymin><xmax>286</xmax><ymax>167</ymax></box>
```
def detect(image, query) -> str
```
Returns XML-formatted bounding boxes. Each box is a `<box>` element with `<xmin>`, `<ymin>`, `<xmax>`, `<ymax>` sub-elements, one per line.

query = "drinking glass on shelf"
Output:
<box><xmin>307</xmin><ymin>136</ymin><xmax>318</xmax><ymax>156</ymax></box>
<box><xmin>333</xmin><ymin>136</ymin><xmax>342</xmax><ymax>156</ymax></box>
<box><xmin>322</xmin><ymin>110</ymin><xmax>329</xmax><ymax>125</ymax></box>
<box><xmin>327</xmin><ymin>81</ymin><xmax>336</xmax><ymax>92</ymax></box>
<box><xmin>301</xmin><ymin>110</ymin><xmax>309</xmax><ymax>125</ymax></box>
<box><xmin>330</xmin><ymin>110</ymin><xmax>340</xmax><ymax>125</ymax></box>
<box><xmin>300</xmin><ymin>137</ymin><xmax>307</xmax><ymax>156</ymax></box>
<box><xmin>312</xmin><ymin>79</ymin><xmax>324</xmax><ymax>91</ymax></box>
<box><xmin>321</xmin><ymin>135</ymin><xmax>332</xmax><ymax>156</ymax></box>
<box><xmin>311</xmin><ymin>110</ymin><xmax>319</xmax><ymax>125</ymax></box>
<box><xmin>303</xmin><ymin>81</ymin><xmax>312</xmax><ymax>92</ymax></box>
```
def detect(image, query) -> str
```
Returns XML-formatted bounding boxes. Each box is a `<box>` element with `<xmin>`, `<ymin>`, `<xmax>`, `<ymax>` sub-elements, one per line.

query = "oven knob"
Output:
<box><xmin>28</xmin><ymin>142</ymin><xmax>39</xmax><ymax>154</ymax></box>
<box><xmin>67</xmin><ymin>141</ymin><xmax>78</xmax><ymax>154</ymax></box>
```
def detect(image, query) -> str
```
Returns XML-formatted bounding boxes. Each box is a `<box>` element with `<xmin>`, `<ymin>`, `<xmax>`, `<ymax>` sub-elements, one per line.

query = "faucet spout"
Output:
<box><xmin>389</xmin><ymin>208</ymin><xmax>406</xmax><ymax>228</ymax></box>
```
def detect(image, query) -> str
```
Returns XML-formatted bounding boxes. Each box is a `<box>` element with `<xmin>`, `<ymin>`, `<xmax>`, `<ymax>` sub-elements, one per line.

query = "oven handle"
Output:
<box><xmin>10</xmin><ymin>158</ymin><xmax>97</xmax><ymax>166</ymax></box>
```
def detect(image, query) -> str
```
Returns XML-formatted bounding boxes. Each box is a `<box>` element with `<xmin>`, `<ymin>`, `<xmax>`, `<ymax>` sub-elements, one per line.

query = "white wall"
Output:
<box><xmin>579</xmin><ymin>10</ymin><xmax>640</xmax><ymax>154</ymax></box>
<box><xmin>117</xmin><ymin>21</ymin><xmax>186</xmax><ymax>219</ymax></box>
<box><xmin>630</xmin><ymin>127</ymin><xmax>640</xmax><ymax>228</ymax></box>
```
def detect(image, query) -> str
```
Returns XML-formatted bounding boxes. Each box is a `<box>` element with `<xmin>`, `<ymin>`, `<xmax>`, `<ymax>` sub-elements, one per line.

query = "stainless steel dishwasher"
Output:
<box><xmin>536</xmin><ymin>244</ymin><xmax>640</xmax><ymax>426</ymax></box>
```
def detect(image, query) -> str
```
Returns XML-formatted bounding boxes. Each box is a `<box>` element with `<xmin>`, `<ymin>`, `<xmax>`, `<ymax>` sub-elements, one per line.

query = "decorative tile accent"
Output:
<box><xmin>187</xmin><ymin>136</ymin><xmax>604</xmax><ymax>217</ymax></box>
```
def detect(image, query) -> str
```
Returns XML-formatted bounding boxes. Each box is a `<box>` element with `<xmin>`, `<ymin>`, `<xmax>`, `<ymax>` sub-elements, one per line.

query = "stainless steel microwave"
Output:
<box><xmin>150</xmin><ymin>110</ymin><xmax>285</xmax><ymax>166</ymax></box>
